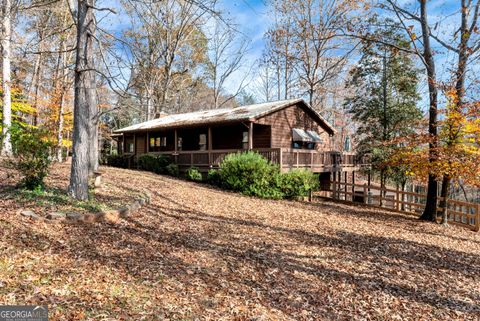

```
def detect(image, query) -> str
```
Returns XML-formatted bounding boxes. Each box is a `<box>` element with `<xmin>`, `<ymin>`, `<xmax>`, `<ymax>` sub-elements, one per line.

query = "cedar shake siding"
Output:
<box><xmin>255</xmin><ymin>103</ymin><xmax>331</xmax><ymax>151</ymax></box>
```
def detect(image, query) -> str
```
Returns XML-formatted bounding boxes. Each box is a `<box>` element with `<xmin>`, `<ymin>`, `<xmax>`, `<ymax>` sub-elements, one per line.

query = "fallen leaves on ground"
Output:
<box><xmin>1</xmin><ymin>163</ymin><xmax>479</xmax><ymax>320</ymax></box>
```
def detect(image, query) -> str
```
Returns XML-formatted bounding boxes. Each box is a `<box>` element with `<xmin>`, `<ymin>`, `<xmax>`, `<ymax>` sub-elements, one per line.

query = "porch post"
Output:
<box><xmin>133</xmin><ymin>133</ymin><xmax>137</xmax><ymax>169</ymax></box>
<box><xmin>208</xmin><ymin>127</ymin><xmax>212</xmax><ymax>165</ymax></box>
<box><xmin>133</xmin><ymin>133</ymin><xmax>136</xmax><ymax>155</ymax></box>
<box><xmin>174</xmin><ymin>129</ymin><xmax>178</xmax><ymax>164</ymax></box>
<box><xmin>174</xmin><ymin>129</ymin><xmax>178</xmax><ymax>153</ymax></box>
<box><xmin>279</xmin><ymin>148</ymin><xmax>283</xmax><ymax>172</ymax></box>
<box><xmin>146</xmin><ymin>132</ymin><xmax>149</xmax><ymax>153</ymax></box>
<box><xmin>332</xmin><ymin>171</ymin><xmax>337</xmax><ymax>199</ymax></box>
<box><xmin>248</xmin><ymin>122</ymin><xmax>253</xmax><ymax>150</ymax></box>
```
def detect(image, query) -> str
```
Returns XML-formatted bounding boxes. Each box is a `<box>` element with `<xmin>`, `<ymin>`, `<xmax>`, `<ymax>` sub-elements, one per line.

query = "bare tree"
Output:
<box><xmin>290</xmin><ymin>0</ymin><xmax>356</xmax><ymax>111</ymax></box>
<box><xmin>205</xmin><ymin>19</ymin><xmax>250</xmax><ymax>109</ymax></box>
<box><xmin>254</xmin><ymin>54</ymin><xmax>276</xmax><ymax>102</ymax></box>
<box><xmin>68</xmin><ymin>0</ymin><xmax>96</xmax><ymax>200</ymax></box>
<box><xmin>377</xmin><ymin>0</ymin><xmax>440</xmax><ymax>220</ymax></box>
<box><xmin>53</xmin><ymin>0</ymin><xmax>75</xmax><ymax>161</ymax></box>
<box><xmin>122</xmin><ymin>0</ymin><xmax>213</xmax><ymax>118</ymax></box>
<box><xmin>265</xmin><ymin>0</ymin><xmax>296</xmax><ymax>100</ymax></box>
<box><xmin>1</xmin><ymin>0</ymin><xmax>14</xmax><ymax>156</ymax></box>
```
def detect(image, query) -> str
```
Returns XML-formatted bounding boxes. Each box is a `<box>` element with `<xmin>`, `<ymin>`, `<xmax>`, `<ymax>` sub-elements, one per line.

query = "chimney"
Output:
<box><xmin>154</xmin><ymin>111</ymin><xmax>169</xmax><ymax>119</ymax></box>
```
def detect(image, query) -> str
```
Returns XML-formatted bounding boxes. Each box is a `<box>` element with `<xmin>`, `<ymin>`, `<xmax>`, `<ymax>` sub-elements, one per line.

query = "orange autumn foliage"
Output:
<box><xmin>390</xmin><ymin>89</ymin><xmax>480</xmax><ymax>187</ymax></box>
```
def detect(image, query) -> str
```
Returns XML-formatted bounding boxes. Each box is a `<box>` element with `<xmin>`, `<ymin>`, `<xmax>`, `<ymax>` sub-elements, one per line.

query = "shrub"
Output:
<box><xmin>7</xmin><ymin>127</ymin><xmax>54</xmax><ymax>190</ymax></box>
<box><xmin>207</xmin><ymin>169</ymin><xmax>222</xmax><ymax>186</ymax></box>
<box><xmin>279</xmin><ymin>169</ymin><xmax>318</xmax><ymax>199</ymax></box>
<box><xmin>165</xmin><ymin>163</ymin><xmax>179</xmax><ymax>177</ymax></box>
<box><xmin>138</xmin><ymin>154</ymin><xmax>171</xmax><ymax>174</ymax></box>
<box><xmin>186</xmin><ymin>167</ymin><xmax>202</xmax><ymax>181</ymax></box>
<box><xmin>219</xmin><ymin>151</ymin><xmax>283</xmax><ymax>199</ymax></box>
<box><xmin>106</xmin><ymin>154</ymin><xmax>130</xmax><ymax>168</ymax></box>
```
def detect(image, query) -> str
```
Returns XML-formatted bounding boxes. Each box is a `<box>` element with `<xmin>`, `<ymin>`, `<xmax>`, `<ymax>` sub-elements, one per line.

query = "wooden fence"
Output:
<box><xmin>312</xmin><ymin>181</ymin><xmax>480</xmax><ymax>232</ymax></box>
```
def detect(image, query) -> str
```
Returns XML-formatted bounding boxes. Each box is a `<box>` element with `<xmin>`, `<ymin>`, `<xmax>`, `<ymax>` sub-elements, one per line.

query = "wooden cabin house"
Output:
<box><xmin>113</xmin><ymin>99</ymin><xmax>362</xmax><ymax>178</ymax></box>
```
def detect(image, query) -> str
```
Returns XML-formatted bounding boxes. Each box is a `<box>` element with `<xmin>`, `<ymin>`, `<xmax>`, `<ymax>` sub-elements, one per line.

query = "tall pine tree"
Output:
<box><xmin>345</xmin><ymin>21</ymin><xmax>421</xmax><ymax>196</ymax></box>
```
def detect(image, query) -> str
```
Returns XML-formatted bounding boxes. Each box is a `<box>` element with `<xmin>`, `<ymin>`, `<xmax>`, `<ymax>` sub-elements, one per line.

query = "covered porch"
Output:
<box><xmin>114</xmin><ymin>121</ymin><xmax>364</xmax><ymax>173</ymax></box>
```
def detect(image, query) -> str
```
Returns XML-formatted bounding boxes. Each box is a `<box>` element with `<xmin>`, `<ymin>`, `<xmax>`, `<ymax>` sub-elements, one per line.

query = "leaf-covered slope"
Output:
<box><xmin>1</xmin><ymin>164</ymin><xmax>479</xmax><ymax>320</ymax></box>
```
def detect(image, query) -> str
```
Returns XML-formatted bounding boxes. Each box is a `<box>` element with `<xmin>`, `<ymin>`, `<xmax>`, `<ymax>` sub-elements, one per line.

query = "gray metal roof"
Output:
<box><xmin>114</xmin><ymin>98</ymin><xmax>335</xmax><ymax>134</ymax></box>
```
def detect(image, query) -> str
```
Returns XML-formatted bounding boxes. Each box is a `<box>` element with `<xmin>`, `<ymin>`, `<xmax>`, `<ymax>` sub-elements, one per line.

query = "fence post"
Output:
<box><xmin>344</xmin><ymin>172</ymin><xmax>348</xmax><ymax>201</ymax></box>
<box><xmin>396</xmin><ymin>185</ymin><xmax>400</xmax><ymax>211</ymax></box>
<box><xmin>475</xmin><ymin>203</ymin><xmax>480</xmax><ymax>232</ymax></box>
<box><xmin>332</xmin><ymin>176</ymin><xmax>337</xmax><ymax>200</ymax></box>
<box><xmin>352</xmin><ymin>171</ymin><xmax>356</xmax><ymax>202</ymax></box>
<box><xmin>363</xmin><ymin>183</ymin><xmax>367</xmax><ymax>204</ymax></box>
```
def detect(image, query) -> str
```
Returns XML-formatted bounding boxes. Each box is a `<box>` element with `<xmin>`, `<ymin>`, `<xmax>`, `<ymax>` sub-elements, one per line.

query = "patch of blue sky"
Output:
<box><xmin>69</xmin><ymin>0</ymin><xmax>477</xmax><ymax>108</ymax></box>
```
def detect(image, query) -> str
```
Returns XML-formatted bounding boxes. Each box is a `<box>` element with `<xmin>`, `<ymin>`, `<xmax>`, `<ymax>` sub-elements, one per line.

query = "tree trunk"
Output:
<box><xmin>440</xmin><ymin>175</ymin><xmax>451</xmax><ymax>225</ymax></box>
<box><xmin>1</xmin><ymin>0</ymin><xmax>13</xmax><ymax>157</ymax></box>
<box><xmin>68</xmin><ymin>0</ymin><xmax>96</xmax><ymax>201</ymax></box>
<box><xmin>380</xmin><ymin>169</ymin><xmax>386</xmax><ymax>207</ymax></box>
<box><xmin>56</xmin><ymin>89</ymin><xmax>66</xmax><ymax>162</ymax></box>
<box><xmin>418</xmin><ymin>0</ymin><xmax>438</xmax><ymax>221</ymax></box>
<box><xmin>30</xmin><ymin>53</ymin><xmax>42</xmax><ymax>126</ymax></box>
<box><xmin>88</xmin><ymin>108</ymin><xmax>99</xmax><ymax>174</ymax></box>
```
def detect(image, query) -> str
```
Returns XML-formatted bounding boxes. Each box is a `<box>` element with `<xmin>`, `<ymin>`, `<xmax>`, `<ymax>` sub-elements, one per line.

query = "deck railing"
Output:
<box><xmin>146</xmin><ymin>148</ymin><xmax>366</xmax><ymax>170</ymax></box>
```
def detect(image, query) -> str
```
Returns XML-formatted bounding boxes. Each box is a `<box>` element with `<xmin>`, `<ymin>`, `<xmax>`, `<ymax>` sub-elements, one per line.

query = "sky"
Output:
<box><xmin>95</xmin><ymin>0</ymin><xmax>478</xmax><ymax>111</ymax></box>
<box><xmin>97</xmin><ymin>0</ymin><xmax>271</xmax><ymax>98</ymax></box>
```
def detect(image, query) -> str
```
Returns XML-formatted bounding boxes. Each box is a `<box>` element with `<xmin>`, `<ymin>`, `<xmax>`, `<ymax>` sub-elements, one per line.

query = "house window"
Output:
<box><xmin>242</xmin><ymin>131</ymin><xmax>249</xmax><ymax>149</ymax></box>
<box><xmin>128</xmin><ymin>142</ymin><xmax>134</xmax><ymax>153</ymax></box>
<box><xmin>293</xmin><ymin>141</ymin><xmax>316</xmax><ymax>150</ymax></box>
<box><xmin>293</xmin><ymin>141</ymin><xmax>302</xmax><ymax>149</ymax></box>
<box><xmin>292</xmin><ymin>128</ymin><xmax>320</xmax><ymax>150</ymax></box>
<box><xmin>177</xmin><ymin>137</ymin><xmax>182</xmax><ymax>151</ymax></box>
<box><xmin>149</xmin><ymin>135</ymin><xmax>168</xmax><ymax>152</ymax></box>
<box><xmin>199</xmin><ymin>134</ymin><xmax>207</xmax><ymax>150</ymax></box>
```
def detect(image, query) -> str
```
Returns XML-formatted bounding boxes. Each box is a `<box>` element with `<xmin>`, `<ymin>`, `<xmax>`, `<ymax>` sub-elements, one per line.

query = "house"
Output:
<box><xmin>113</xmin><ymin>99</ymin><xmax>363</xmax><ymax>181</ymax></box>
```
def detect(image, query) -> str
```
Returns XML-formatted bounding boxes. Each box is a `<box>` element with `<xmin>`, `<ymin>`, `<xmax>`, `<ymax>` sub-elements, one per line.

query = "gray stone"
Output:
<box><xmin>20</xmin><ymin>210</ymin><xmax>40</xmax><ymax>220</ymax></box>
<box><xmin>129</xmin><ymin>201</ymin><xmax>140</xmax><ymax>211</ymax></box>
<box><xmin>66</xmin><ymin>212</ymin><xmax>82</xmax><ymax>220</ymax></box>
<box><xmin>118</xmin><ymin>207</ymin><xmax>130</xmax><ymax>218</ymax></box>
<box><xmin>136</xmin><ymin>198</ymin><xmax>146</xmax><ymax>206</ymax></box>
<box><xmin>46</xmin><ymin>212</ymin><xmax>66</xmax><ymax>220</ymax></box>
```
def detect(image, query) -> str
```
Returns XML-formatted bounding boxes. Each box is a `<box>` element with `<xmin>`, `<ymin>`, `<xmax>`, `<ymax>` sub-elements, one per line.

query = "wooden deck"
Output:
<box><xmin>133</xmin><ymin>148</ymin><xmax>366</xmax><ymax>173</ymax></box>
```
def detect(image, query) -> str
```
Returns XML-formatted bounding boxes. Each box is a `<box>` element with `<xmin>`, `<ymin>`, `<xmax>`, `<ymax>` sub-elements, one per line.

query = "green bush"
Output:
<box><xmin>165</xmin><ymin>163</ymin><xmax>179</xmax><ymax>177</ymax></box>
<box><xmin>279</xmin><ymin>169</ymin><xmax>318</xmax><ymax>199</ymax></box>
<box><xmin>219</xmin><ymin>151</ymin><xmax>283</xmax><ymax>199</ymax></box>
<box><xmin>138</xmin><ymin>154</ymin><xmax>171</xmax><ymax>174</ymax></box>
<box><xmin>186</xmin><ymin>167</ymin><xmax>202</xmax><ymax>181</ymax></box>
<box><xmin>7</xmin><ymin>127</ymin><xmax>54</xmax><ymax>190</ymax></box>
<box><xmin>106</xmin><ymin>154</ymin><xmax>130</xmax><ymax>168</ymax></box>
<box><xmin>207</xmin><ymin>169</ymin><xmax>222</xmax><ymax>186</ymax></box>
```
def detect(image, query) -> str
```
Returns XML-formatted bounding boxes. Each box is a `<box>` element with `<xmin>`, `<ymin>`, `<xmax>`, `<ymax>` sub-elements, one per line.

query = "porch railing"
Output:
<box><xmin>145</xmin><ymin>148</ymin><xmax>367</xmax><ymax>170</ymax></box>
